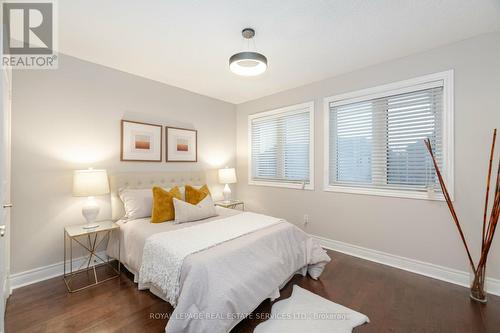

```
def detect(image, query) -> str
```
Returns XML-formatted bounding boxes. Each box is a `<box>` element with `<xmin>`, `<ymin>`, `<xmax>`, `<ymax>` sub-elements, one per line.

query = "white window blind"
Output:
<box><xmin>326</xmin><ymin>73</ymin><xmax>453</xmax><ymax>200</ymax></box>
<box><xmin>249</xmin><ymin>102</ymin><xmax>314</xmax><ymax>189</ymax></box>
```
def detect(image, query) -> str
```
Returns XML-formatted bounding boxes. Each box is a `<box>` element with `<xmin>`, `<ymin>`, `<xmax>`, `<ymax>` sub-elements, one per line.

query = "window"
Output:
<box><xmin>249</xmin><ymin>102</ymin><xmax>314</xmax><ymax>189</ymax></box>
<box><xmin>324</xmin><ymin>71</ymin><xmax>454</xmax><ymax>200</ymax></box>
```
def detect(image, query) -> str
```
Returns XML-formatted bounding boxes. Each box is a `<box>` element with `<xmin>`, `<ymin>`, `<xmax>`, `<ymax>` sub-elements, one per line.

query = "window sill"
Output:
<box><xmin>249</xmin><ymin>180</ymin><xmax>314</xmax><ymax>190</ymax></box>
<box><xmin>323</xmin><ymin>185</ymin><xmax>448</xmax><ymax>201</ymax></box>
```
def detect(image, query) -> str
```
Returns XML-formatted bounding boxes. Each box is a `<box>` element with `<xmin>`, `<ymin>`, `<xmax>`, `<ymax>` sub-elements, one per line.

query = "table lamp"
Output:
<box><xmin>218</xmin><ymin>167</ymin><xmax>237</xmax><ymax>203</ymax></box>
<box><xmin>73</xmin><ymin>168</ymin><xmax>110</xmax><ymax>229</ymax></box>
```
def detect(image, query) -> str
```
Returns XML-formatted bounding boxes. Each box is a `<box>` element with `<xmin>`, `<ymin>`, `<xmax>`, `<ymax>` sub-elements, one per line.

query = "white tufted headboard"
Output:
<box><xmin>109</xmin><ymin>171</ymin><xmax>207</xmax><ymax>221</ymax></box>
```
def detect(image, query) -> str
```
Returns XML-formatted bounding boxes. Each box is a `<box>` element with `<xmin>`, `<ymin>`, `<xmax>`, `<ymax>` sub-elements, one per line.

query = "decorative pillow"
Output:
<box><xmin>173</xmin><ymin>195</ymin><xmax>217</xmax><ymax>224</ymax></box>
<box><xmin>151</xmin><ymin>186</ymin><xmax>182</xmax><ymax>223</ymax></box>
<box><xmin>178</xmin><ymin>185</ymin><xmax>203</xmax><ymax>201</ymax></box>
<box><xmin>185</xmin><ymin>184</ymin><xmax>211</xmax><ymax>205</ymax></box>
<box><xmin>119</xmin><ymin>188</ymin><xmax>154</xmax><ymax>220</ymax></box>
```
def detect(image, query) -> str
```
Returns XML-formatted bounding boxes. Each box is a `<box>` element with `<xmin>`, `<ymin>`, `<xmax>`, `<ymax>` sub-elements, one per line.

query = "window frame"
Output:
<box><xmin>248</xmin><ymin>101</ymin><xmax>315</xmax><ymax>190</ymax></box>
<box><xmin>323</xmin><ymin>70</ymin><xmax>454</xmax><ymax>201</ymax></box>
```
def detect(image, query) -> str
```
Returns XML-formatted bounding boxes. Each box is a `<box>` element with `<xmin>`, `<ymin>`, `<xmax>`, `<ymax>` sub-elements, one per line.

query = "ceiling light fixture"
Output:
<box><xmin>229</xmin><ymin>28</ymin><xmax>267</xmax><ymax>76</ymax></box>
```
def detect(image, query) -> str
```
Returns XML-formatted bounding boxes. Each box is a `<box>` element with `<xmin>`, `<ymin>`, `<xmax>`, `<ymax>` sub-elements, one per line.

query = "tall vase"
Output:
<box><xmin>470</xmin><ymin>265</ymin><xmax>487</xmax><ymax>303</ymax></box>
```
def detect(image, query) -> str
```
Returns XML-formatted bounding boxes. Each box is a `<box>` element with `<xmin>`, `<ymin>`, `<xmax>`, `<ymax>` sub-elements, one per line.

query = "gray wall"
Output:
<box><xmin>11</xmin><ymin>54</ymin><xmax>236</xmax><ymax>274</ymax></box>
<box><xmin>236</xmin><ymin>32</ymin><xmax>500</xmax><ymax>279</ymax></box>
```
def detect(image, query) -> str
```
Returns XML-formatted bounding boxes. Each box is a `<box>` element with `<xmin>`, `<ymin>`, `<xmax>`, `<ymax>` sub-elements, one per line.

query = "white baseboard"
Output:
<box><xmin>310</xmin><ymin>234</ymin><xmax>500</xmax><ymax>296</ymax></box>
<box><xmin>9</xmin><ymin>251</ymin><xmax>107</xmax><ymax>291</ymax></box>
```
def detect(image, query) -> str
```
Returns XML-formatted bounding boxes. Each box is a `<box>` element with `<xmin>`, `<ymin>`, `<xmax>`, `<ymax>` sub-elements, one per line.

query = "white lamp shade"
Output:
<box><xmin>73</xmin><ymin>169</ymin><xmax>110</xmax><ymax>197</ymax></box>
<box><xmin>218</xmin><ymin>168</ymin><xmax>237</xmax><ymax>184</ymax></box>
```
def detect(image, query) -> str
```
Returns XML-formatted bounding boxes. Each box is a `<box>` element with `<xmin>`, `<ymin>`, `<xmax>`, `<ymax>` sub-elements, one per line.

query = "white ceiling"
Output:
<box><xmin>58</xmin><ymin>0</ymin><xmax>500</xmax><ymax>104</ymax></box>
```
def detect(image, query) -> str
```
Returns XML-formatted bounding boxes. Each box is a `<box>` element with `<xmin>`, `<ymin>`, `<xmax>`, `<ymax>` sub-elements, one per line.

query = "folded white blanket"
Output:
<box><xmin>138</xmin><ymin>212</ymin><xmax>283</xmax><ymax>306</ymax></box>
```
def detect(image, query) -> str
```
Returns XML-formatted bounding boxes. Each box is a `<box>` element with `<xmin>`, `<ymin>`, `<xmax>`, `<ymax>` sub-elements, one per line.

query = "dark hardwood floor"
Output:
<box><xmin>6</xmin><ymin>250</ymin><xmax>500</xmax><ymax>332</ymax></box>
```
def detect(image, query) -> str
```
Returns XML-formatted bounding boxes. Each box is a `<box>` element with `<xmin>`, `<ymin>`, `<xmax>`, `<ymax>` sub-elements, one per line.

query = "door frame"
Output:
<box><xmin>1</xmin><ymin>65</ymin><xmax>12</xmax><ymax>324</ymax></box>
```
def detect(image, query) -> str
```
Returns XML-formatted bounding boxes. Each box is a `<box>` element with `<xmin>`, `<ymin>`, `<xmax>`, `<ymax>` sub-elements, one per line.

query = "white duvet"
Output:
<box><xmin>107</xmin><ymin>207</ymin><xmax>330</xmax><ymax>333</ymax></box>
<box><xmin>139</xmin><ymin>212</ymin><xmax>283</xmax><ymax>307</ymax></box>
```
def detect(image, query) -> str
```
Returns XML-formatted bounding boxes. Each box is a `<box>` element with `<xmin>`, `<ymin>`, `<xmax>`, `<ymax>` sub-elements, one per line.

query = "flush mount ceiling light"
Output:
<box><xmin>229</xmin><ymin>28</ymin><xmax>267</xmax><ymax>76</ymax></box>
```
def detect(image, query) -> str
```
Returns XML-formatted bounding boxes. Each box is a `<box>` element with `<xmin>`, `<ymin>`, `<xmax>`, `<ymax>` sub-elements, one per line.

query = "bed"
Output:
<box><xmin>106</xmin><ymin>172</ymin><xmax>330</xmax><ymax>333</ymax></box>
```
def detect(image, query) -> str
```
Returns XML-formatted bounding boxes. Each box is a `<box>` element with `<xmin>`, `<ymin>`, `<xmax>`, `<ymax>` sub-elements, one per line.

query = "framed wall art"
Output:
<box><xmin>166</xmin><ymin>126</ymin><xmax>197</xmax><ymax>162</ymax></box>
<box><xmin>120</xmin><ymin>120</ymin><xmax>162</xmax><ymax>162</ymax></box>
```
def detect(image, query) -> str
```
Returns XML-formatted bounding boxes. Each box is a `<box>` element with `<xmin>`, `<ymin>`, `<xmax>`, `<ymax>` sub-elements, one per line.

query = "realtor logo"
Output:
<box><xmin>1</xmin><ymin>1</ymin><xmax>58</xmax><ymax>69</ymax></box>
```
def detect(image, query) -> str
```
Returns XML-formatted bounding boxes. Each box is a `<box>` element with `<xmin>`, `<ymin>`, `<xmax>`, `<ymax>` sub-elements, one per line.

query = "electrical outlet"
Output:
<box><xmin>303</xmin><ymin>214</ymin><xmax>309</xmax><ymax>226</ymax></box>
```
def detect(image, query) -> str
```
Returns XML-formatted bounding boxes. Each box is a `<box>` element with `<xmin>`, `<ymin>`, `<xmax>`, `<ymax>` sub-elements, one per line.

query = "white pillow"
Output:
<box><xmin>119</xmin><ymin>185</ymin><xmax>203</xmax><ymax>220</ymax></box>
<box><xmin>119</xmin><ymin>188</ymin><xmax>154</xmax><ymax>220</ymax></box>
<box><xmin>173</xmin><ymin>196</ymin><xmax>217</xmax><ymax>224</ymax></box>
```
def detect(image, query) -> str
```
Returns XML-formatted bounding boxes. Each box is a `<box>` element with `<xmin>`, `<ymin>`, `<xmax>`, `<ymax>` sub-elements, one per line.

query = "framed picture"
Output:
<box><xmin>121</xmin><ymin>120</ymin><xmax>162</xmax><ymax>162</ymax></box>
<box><xmin>166</xmin><ymin>126</ymin><xmax>197</xmax><ymax>162</ymax></box>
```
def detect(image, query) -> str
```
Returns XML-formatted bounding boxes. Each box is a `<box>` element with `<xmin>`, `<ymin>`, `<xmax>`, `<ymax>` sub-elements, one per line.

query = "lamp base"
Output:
<box><xmin>223</xmin><ymin>184</ymin><xmax>232</xmax><ymax>202</ymax></box>
<box><xmin>82</xmin><ymin>196</ymin><xmax>100</xmax><ymax>228</ymax></box>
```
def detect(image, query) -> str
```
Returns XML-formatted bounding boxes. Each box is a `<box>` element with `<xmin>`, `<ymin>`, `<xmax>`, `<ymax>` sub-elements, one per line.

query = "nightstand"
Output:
<box><xmin>63</xmin><ymin>220</ymin><xmax>120</xmax><ymax>292</ymax></box>
<box><xmin>214</xmin><ymin>199</ymin><xmax>245</xmax><ymax>211</ymax></box>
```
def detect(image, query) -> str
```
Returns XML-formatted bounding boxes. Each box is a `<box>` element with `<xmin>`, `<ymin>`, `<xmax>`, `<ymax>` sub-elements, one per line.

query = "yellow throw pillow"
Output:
<box><xmin>151</xmin><ymin>186</ymin><xmax>182</xmax><ymax>223</ymax></box>
<box><xmin>185</xmin><ymin>185</ymin><xmax>211</xmax><ymax>205</ymax></box>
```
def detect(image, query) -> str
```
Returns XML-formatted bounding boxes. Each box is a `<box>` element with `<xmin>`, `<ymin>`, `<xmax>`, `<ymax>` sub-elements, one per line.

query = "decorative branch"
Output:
<box><xmin>482</xmin><ymin>129</ymin><xmax>497</xmax><ymax>250</ymax></box>
<box><xmin>479</xmin><ymin>157</ymin><xmax>500</xmax><ymax>268</ymax></box>
<box><xmin>424</xmin><ymin>139</ymin><xmax>476</xmax><ymax>273</ymax></box>
<box><xmin>426</xmin><ymin>129</ymin><xmax>499</xmax><ymax>303</ymax></box>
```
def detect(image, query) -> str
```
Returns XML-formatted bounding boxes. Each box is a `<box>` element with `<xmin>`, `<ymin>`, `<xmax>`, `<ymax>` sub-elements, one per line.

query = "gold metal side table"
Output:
<box><xmin>63</xmin><ymin>220</ymin><xmax>120</xmax><ymax>292</ymax></box>
<box><xmin>214</xmin><ymin>200</ymin><xmax>245</xmax><ymax>211</ymax></box>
